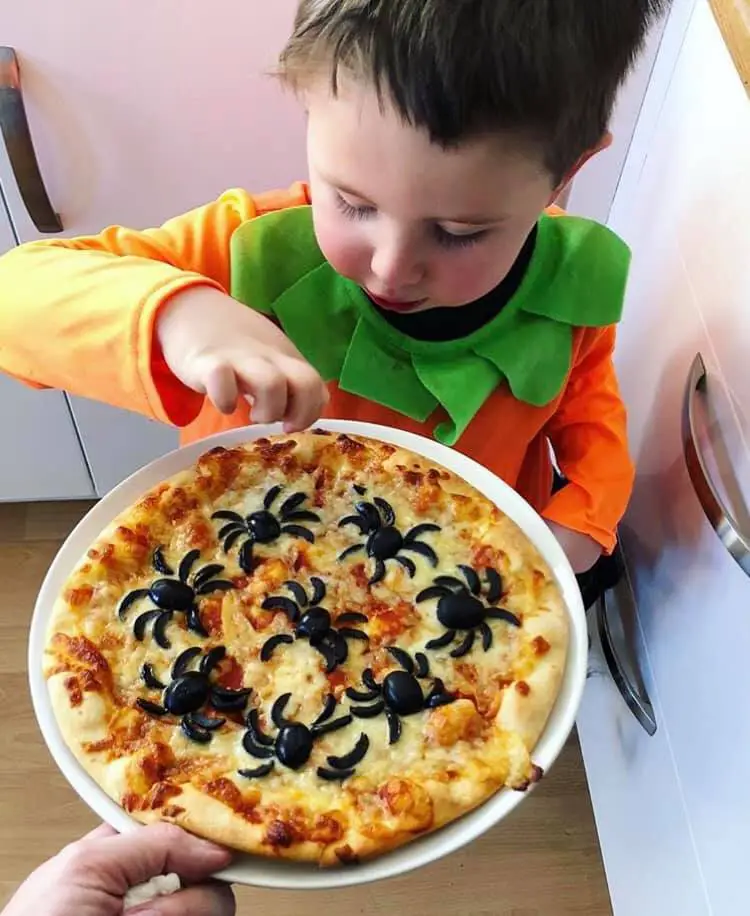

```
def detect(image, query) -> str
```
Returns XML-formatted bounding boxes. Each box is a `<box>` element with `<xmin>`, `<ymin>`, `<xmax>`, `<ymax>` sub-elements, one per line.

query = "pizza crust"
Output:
<box><xmin>44</xmin><ymin>430</ymin><xmax>569</xmax><ymax>865</ymax></box>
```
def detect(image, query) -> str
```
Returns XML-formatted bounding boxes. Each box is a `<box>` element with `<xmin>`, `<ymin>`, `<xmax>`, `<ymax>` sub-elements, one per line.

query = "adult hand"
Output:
<box><xmin>1</xmin><ymin>823</ymin><xmax>235</xmax><ymax>916</ymax></box>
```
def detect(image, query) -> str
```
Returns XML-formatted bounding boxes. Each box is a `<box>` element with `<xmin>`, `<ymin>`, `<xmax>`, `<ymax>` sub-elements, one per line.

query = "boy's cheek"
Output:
<box><xmin>431</xmin><ymin>249</ymin><xmax>516</xmax><ymax>307</ymax></box>
<box><xmin>313</xmin><ymin>212</ymin><xmax>369</xmax><ymax>283</ymax></box>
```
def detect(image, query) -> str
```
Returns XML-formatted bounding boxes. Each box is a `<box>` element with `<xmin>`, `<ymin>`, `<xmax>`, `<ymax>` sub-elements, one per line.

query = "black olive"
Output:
<box><xmin>280</xmin><ymin>492</ymin><xmax>307</xmax><ymax>516</ymax></box>
<box><xmin>355</xmin><ymin>502</ymin><xmax>381</xmax><ymax>532</ymax></box>
<box><xmin>276</xmin><ymin>724</ymin><xmax>314</xmax><ymax>770</ymax></box>
<box><xmin>311</xmin><ymin>714</ymin><xmax>353</xmax><ymax>736</ymax></box>
<box><xmin>383</xmin><ymin>671</ymin><xmax>424</xmax><ymax>716</ymax></box>
<box><xmin>458</xmin><ymin>565</ymin><xmax>482</xmax><ymax>596</ymax></box>
<box><xmin>297</xmin><ymin>608</ymin><xmax>331</xmax><ymax>642</ymax></box>
<box><xmin>367</xmin><ymin>527</ymin><xmax>403</xmax><ymax>561</ymax></box>
<box><xmin>485</xmin><ymin>568</ymin><xmax>503</xmax><ymax>603</ymax></box>
<box><xmin>374</xmin><ymin>498</ymin><xmax>396</xmax><ymax>526</ymax></box>
<box><xmin>262</xmin><ymin>596</ymin><xmax>300</xmax><ymax>623</ymax></box>
<box><xmin>282</xmin><ymin>581</ymin><xmax>309</xmax><ymax>608</ymax></box>
<box><xmin>261</xmin><ymin>634</ymin><xmax>294</xmax><ymax>662</ymax></box>
<box><xmin>387</xmin><ymin>646</ymin><xmax>415</xmax><ymax>674</ymax></box>
<box><xmin>149</xmin><ymin>579</ymin><xmax>194</xmax><ymax>612</ymax></box>
<box><xmin>351</xmin><ymin>700</ymin><xmax>385</xmax><ymax>719</ymax></box>
<box><xmin>362</xmin><ymin>668</ymin><xmax>379</xmax><ymax>691</ymax></box>
<box><xmin>181</xmin><ymin>718</ymin><xmax>212</xmax><ymax>744</ymax></box>
<box><xmin>415</xmin><ymin>652</ymin><xmax>430</xmax><ymax>678</ymax></box>
<box><xmin>386</xmin><ymin>708</ymin><xmax>402</xmax><ymax>745</ymax></box>
<box><xmin>437</xmin><ymin>593</ymin><xmax>486</xmax><ymax>630</ymax></box>
<box><xmin>310</xmin><ymin>577</ymin><xmax>326</xmax><ymax>605</ymax></box>
<box><xmin>248</xmin><ymin>510</ymin><xmax>282</xmax><ymax>543</ymax></box>
<box><xmin>311</xmin><ymin>694</ymin><xmax>337</xmax><ymax>727</ymax></box>
<box><xmin>487</xmin><ymin>608</ymin><xmax>522</xmax><ymax>628</ymax></box>
<box><xmin>331</xmin><ymin>633</ymin><xmax>349</xmax><ymax>664</ymax></box>
<box><xmin>347</xmin><ymin>686</ymin><xmax>380</xmax><ymax>703</ymax></box>
<box><xmin>327</xmin><ymin>733</ymin><xmax>369</xmax><ymax>770</ymax></box>
<box><xmin>238</xmin><ymin>762</ymin><xmax>275</xmax><ymax>780</ymax></box>
<box><xmin>402</xmin><ymin>541</ymin><xmax>439</xmax><ymax>566</ymax></box>
<box><xmin>164</xmin><ymin>672</ymin><xmax>210</xmax><ymax>716</ymax></box>
<box><xmin>450</xmin><ymin>630</ymin><xmax>475</xmax><ymax>658</ymax></box>
<box><xmin>172</xmin><ymin>647</ymin><xmax>202</xmax><ymax>679</ymax></box>
<box><xmin>137</xmin><ymin>699</ymin><xmax>167</xmax><ymax>717</ymax></box>
<box><xmin>200</xmin><ymin>646</ymin><xmax>227</xmax><ymax>675</ymax></box>
<box><xmin>264</xmin><ymin>485</ymin><xmax>283</xmax><ymax>510</ymax></box>
<box><xmin>152</xmin><ymin>547</ymin><xmax>174</xmax><ymax>576</ymax></box>
<box><xmin>141</xmin><ymin>663</ymin><xmax>166</xmax><ymax>690</ymax></box>
<box><xmin>425</xmin><ymin>629</ymin><xmax>456</xmax><ymax>650</ymax></box>
<box><xmin>317</xmin><ymin>766</ymin><xmax>355</xmax><ymax>782</ymax></box>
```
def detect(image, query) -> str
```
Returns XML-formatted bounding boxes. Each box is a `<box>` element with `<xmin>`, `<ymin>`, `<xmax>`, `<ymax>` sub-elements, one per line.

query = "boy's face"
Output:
<box><xmin>305</xmin><ymin>78</ymin><xmax>559</xmax><ymax>314</ymax></box>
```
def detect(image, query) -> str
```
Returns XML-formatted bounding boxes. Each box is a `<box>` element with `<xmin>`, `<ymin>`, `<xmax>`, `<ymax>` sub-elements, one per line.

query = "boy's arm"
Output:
<box><xmin>0</xmin><ymin>184</ymin><xmax>309</xmax><ymax>425</ymax></box>
<box><xmin>542</xmin><ymin>325</ymin><xmax>635</xmax><ymax>557</ymax></box>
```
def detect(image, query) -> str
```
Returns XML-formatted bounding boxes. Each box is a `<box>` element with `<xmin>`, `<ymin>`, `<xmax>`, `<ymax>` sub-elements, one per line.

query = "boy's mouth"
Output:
<box><xmin>366</xmin><ymin>291</ymin><xmax>427</xmax><ymax>313</ymax></box>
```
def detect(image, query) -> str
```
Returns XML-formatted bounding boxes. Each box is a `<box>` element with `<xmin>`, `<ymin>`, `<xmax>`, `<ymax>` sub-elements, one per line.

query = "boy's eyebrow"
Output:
<box><xmin>334</xmin><ymin>181</ymin><xmax>508</xmax><ymax>225</ymax></box>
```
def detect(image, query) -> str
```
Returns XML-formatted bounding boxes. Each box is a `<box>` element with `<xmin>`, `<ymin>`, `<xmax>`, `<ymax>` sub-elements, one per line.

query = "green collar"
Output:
<box><xmin>229</xmin><ymin>206</ymin><xmax>630</xmax><ymax>445</ymax></box>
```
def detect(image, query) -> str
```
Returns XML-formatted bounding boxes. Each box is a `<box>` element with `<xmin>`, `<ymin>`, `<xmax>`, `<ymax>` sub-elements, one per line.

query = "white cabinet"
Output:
<box><xmin>0</xmin><ymin>197</ymin><xmax>93</xmax><ymax>501</ymax></box>
<box><xmin>578</xmin><ymin>583</ymin><xmax>709</xmax><ymax>916</ymax></box>
<box><xmin>579</xmin><ymin>3</ymin><xmax>750</xmax><ymax>913</ymax></box>
<box><xmin>0</xmin><ymin>1</ymin><xmax>306</xmax><ymax>494</ymax></box>
<box><xmin>565</xmin><ymin>6</ymin><xmax>669</xmax><ymax>224</ymax></box>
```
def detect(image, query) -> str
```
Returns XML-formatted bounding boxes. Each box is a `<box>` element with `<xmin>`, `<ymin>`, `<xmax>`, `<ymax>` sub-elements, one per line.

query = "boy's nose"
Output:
<box><xmin>370</xmin><ymin>240</ymin><xmax>425</xmax><ymax>292</ymax></box>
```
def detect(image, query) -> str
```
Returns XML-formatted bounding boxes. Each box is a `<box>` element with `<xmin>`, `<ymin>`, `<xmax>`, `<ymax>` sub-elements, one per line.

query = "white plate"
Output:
<box><xmin>29</xmin><ymin>419</ymin><xmax>587</xmax><ymax>890</ymax></box>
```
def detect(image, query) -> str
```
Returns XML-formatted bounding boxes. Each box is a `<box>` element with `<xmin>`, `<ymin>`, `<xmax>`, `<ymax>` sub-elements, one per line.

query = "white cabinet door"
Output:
<box><xmin>578</xmin><ymin>581</ymin><xmax>709</xmax><ymax>916</ymax></box>
<box><xmin>0</xmin><ymin>195</ymin><xmax>93</xmax><ymax>501</ymax></box>
<box><xmin>580</xmin><ymin>3</ymin><xmax>750</xmax><ymax>913</ymax></box>
<box><xmin>565</xmin><ymin>7</ymin><xmax>669</xmax><ymax>224</ymax></box>
<box><xmin>0</xmin><ymin>1</ymin><xmax>306</xmax><ymax>493</ymax></box>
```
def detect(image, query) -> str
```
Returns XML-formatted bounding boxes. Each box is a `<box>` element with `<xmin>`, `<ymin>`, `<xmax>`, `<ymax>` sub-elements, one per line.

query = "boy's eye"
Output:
<box><xmin>334</xmin><ymin>192</ymin><xmax>488</xmax><ymax>249</ymax></box>
<box><xmin>433</xmin><ymin>226</ymin><xmax>488</xmax><ymax>250</ymax></box>
<box><xmin>335</xmin><ymin>193</ymin><xmax>375</xmax><ymax>220</ymax></box>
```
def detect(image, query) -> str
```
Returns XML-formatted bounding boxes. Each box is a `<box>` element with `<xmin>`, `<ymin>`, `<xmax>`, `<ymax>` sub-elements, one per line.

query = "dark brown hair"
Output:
<box><xmin>279</xmin><ymin>0</ymin><xmax>669</xmax><ymax>181</ymax></box>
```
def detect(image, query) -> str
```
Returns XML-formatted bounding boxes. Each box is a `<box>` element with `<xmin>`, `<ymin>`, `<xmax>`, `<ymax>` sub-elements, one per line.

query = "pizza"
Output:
<box><xmin>43</xmin><ymin>430</ymin><xmax>568</xmax><ymax>866</ymax></box>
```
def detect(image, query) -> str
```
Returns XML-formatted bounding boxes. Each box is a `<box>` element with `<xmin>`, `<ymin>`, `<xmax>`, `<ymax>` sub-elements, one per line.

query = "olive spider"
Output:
<box><xmin>137</xmin><ymin>645</ymin><xmax>251</xmax><ymax>743</ymax></box>
<box><xmin>212</xmin><ymin>485</ymin><xmax>320</xmax><ymax>573</ymax></box>
<box><xmin>338</xmin><ymin>497</ymin><xmax>440</xmax><ymax>585</ymax></box>
<box><xmin>118</xmin><ymin>548</ymin><xmax>235</xmax><ymax>649</ymax></box>
<box><xmin>239</xmin><ymin>693</ymin><xmax>368</xmax><ymax>782</ymax></box>
<box><xmin>417</xmin><ymin>565</ymin><xmax>521</xmax><ymax>657</ymax></box>
<box><xmin>259</xmin><ymin>577</ymin><xmax>369</xmax><ymax>672</ymax></box>
<box><xmin>346</xmin><ymin>646</ymin><xmax>456</xmax><ymax>745</ymax></box>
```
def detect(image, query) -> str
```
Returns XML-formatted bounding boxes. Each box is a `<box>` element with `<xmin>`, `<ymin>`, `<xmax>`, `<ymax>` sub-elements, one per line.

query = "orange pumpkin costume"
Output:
<box><xmin>0</xmin><ymin>183</ymin><xmax>633</xmax><ymax>552</ymax></box>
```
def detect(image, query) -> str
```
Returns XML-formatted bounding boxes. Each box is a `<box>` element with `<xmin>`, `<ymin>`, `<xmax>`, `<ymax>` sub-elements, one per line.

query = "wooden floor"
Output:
<box><xmin>0</xmin><ymin>501</ymin><xmax>612</xmax><ymax>916</ymax></box>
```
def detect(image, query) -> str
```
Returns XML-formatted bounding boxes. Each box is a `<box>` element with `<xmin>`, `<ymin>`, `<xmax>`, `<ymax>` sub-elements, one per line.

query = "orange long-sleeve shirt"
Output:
<box><xmin>0</xmin><ymin>183</ymin><xmax>633</xmax><ymax>552</ymax></box>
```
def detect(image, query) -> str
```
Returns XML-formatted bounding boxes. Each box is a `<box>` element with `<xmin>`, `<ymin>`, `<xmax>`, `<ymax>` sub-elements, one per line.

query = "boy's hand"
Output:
<box><xmin>157</xmin><ymin>287</ymin><xmax>329</xmax><ymax>431</ymax></box>
<box><xmin>546</xmin><ymin>521</ymin><xmax>602</xmax><ymax>574</ymax></box>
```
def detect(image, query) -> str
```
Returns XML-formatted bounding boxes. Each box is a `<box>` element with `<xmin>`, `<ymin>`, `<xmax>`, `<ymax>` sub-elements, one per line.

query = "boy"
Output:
<box><xmin>0</xmin><ymin>0</ymin><xmax>668</xmax><ymax>577</ymax></box>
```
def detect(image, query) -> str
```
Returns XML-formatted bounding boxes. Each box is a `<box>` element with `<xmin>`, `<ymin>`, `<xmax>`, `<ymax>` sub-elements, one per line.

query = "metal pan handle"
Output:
<box><xmin>597</xmin><ymin>590</ymin><xmax>657</xmax><ymax>736</ymax></box>
<box><xmin>682</xmin><ymin>353</ymin><xmax>750</xmax><ymax>577</ymax></box>
<box><xmin>0</xmin><ymin>47</ymin><xmax>62</xmax><ymax>233</ymax></box>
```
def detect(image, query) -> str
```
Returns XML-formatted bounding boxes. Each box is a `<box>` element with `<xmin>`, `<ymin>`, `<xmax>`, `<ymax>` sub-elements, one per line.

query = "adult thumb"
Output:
<box><xmin>89</xmin><ymin>824</ymin><xmax>232</xmax><ymax>892</ymax></box>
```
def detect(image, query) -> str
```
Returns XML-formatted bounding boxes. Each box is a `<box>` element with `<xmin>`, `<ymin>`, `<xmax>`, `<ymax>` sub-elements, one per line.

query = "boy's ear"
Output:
<box><xmin>548</xmin><ymin>131</ymin><xmax>613</xmax><ymax>206</ymax></box>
